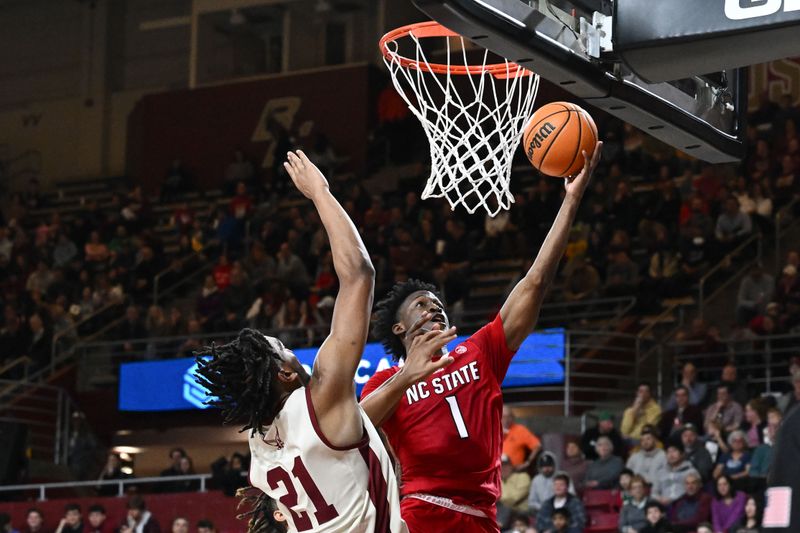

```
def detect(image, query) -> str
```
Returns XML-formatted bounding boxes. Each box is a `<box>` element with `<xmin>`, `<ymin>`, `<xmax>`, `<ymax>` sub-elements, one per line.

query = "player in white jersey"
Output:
<box><xmin>196</xmin><ymin>151</ymin><xmax>411</xmax><ymax>533</ymax></box>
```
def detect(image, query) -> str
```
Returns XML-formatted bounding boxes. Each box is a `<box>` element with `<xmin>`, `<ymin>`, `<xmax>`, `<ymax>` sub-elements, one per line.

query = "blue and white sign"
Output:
<box><xmin>118</xmin><ymin>329</ymin><xmax>565</xmax><ymax>412</ymax></box>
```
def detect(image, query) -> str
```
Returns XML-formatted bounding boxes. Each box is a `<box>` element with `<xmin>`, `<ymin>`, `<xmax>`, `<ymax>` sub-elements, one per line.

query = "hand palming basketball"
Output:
<box><xmin>565</xmin><ymin>141</ymin><xmax>603</xmax><ymax>199</ymax></box>
<box><xmin>284</xmin><ymin>150</ymin><xmax>330</xmax><ymax>200</ymax></box>
<box><xmin>523</xmin><ymin>101</ymin><xmax>599</xmax><ymax>177</ymax></box>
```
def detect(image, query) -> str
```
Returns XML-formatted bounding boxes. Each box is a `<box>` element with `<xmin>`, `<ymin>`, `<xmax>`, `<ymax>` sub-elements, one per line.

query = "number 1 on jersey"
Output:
<box><xmin>445</xmin><ymin>395</ymin><xmax>469</xmax><ymax>438</ymax></box>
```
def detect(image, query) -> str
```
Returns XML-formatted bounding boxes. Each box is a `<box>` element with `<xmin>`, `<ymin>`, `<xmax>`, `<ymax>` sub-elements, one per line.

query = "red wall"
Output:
<box><xmin>126</xmin><ymin>65</ymin><xmax>378</xmax><ymax>196</ymax></box>
<box><xmin>0</xmin><ymin>492</ymin><xmax>244</xmax><ymax>533</ymax></box>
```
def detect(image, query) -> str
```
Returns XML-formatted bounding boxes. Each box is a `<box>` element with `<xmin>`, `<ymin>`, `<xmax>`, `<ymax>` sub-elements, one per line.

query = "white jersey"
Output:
<box><xmin>249</xmin><ymin>386</ymin><xmax>407</xmax><ymax>533</ymax></box>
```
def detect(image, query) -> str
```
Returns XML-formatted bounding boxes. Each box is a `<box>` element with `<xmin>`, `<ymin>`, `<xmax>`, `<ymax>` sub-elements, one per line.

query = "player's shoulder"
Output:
<box><xmin>361</xmin><ymin>365</ymin><xmax>401</xmax><ymax>398</ymax></box>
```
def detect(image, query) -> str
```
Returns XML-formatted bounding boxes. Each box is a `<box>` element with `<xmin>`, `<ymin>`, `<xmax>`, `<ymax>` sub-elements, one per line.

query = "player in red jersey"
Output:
<box><xmin>360</xmin><ymin>142</ymin><xmax>603</xmax><ymax>532</ymax></box>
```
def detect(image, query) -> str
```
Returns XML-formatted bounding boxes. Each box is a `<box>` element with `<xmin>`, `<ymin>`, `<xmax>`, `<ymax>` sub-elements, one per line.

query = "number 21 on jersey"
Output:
<box><xmin>266</xmin><ymin>456</ymin><xmax>339</xmax><ymax>531</ymax></box>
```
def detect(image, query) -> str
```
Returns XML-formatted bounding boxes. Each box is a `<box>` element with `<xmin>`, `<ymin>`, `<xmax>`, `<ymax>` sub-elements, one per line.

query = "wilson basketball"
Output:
<box><xmin>522</xmin><ymin>102</ymin><xmax>598</xmax><ymax>177</ymax></box>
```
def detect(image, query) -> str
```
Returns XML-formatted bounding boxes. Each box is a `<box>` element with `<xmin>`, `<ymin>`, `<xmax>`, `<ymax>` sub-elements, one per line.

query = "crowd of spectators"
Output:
<box><xmin>496</xmin><ymin>355</ymin><xmax>798</xmax><ymax>532</ymax></box>
<box><xmin>0</xmin><ymin>497</ymin><xmax>247</xmax><ymax>533</ymax></box>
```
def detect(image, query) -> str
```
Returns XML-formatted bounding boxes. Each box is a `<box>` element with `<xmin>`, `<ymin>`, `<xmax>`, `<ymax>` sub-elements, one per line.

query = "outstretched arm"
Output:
<box><xmin>284</xmin><ymin>151</ymin><xmax>373</xmax><ymax>442</ymax></box>
<box><xmin>500</xmin><ymin>142</ymin><xmax>602</xmax><ymax>351</ymax></box>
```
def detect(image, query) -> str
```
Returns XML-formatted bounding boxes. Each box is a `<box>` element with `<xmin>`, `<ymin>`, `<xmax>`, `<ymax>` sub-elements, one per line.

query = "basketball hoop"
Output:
<box><xmin>380</xmin><ymin>21</ymin><xmax>540</xmax><ymax>216</ymax></box>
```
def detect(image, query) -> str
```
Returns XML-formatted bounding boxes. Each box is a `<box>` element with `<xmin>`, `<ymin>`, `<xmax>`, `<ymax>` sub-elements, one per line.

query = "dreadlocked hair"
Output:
<box><xmin>194</xmin><ymin>328</ymin><xmax>283</xmax><ymax>437</ymax></box>
<box><xmin>236</xmin><ymin>487</ymin><xmax>287</xmax><ymax>533</ymax></box>
<box><xmin>372</xmin><ymin>278</ymin><xmax>443</xmax><ymax>361</ymax></box>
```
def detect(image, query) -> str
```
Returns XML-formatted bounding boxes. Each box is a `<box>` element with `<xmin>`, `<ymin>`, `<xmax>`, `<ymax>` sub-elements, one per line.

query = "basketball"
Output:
<box><xmin>522</xmin><ymin>102</ymin><xmax>598</xmax><ymax>177</ymax></box>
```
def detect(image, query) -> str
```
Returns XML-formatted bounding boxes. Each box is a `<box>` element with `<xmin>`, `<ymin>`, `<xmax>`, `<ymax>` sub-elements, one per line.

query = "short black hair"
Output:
<box><xmin>552</xmin><ymin>508</ymin><xmax>571</xmax><ymax>521</ymax></box>
<box><xmin>87</xmin><ymin>505</ymin><xmax>105</xmax><ymax>515</ymax></box>
<box><xmin>553</xmin><ymin>473</ymin><xmax>571</xmax><ymax>485</ymax></box>
<box><xmin>195</xmin><ymin>329</ymin><xmax>287</xmax><ymax>436</ymax></box>
<box><xmin>169</xmin><ymin>447</ymin><xmax>187</xmax><ymax>459</ymax></box>
<box><xmin>64</xmin><ymin>504</ymin><xmax>81</xmax><ymax>514</ymax></box>
<box><xmin>126</xmin><ymin>496</ymin><xmax>146</xmax><ymax>511</ymax></box>
<box><xmin>638</xmin><ymin>382</ymin><xmax>652</xmax><ymax>392</ymax></box>
<box><xmin>646</xmin><ymin>501</ymin><xmax>664</xmax><ymax>513</ymax></box>
<box><xmin>373</xmin><ymin>279</ymin><xmax>443</xmax><ymax>361</ymax></box>
<box><xmin>675</xmin><ymin>385</ymin><xmax>689</xmax><ymax>394</ymax></box>
<box><xmin>197</xmin><ymin>520</ymin><xmax>215</xmax><ymax>530</ymax></box>
<box><xmin>26</xmin><ymin>509</ymin><xmax>43</xmax><ymax>518</ymax></box>
<box><xmin>620</xmin><ymin>468</ymin><xmax>634</xmax><ymax>477</ymax></box>
<box><xmin>666</xmin><ymin>441</ymin><xmax>685</xmax><ymax>454</ymax></box>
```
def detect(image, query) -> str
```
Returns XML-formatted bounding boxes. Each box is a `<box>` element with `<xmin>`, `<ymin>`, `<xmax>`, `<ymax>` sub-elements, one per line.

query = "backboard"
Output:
<box><xmin>412</xmin><ymin>0</ymin><xmax>749</xmax><ymax>163</ymax></box>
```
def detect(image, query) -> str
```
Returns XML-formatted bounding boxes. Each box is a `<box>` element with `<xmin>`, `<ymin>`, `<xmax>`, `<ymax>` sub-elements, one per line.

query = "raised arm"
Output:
<box><xmin>283</xmin><ymin>151</ymin><xmax>373</xmax><ymax>440</ymax></box>
<box><xmin>499</xmin><ymin>142</ymin><xmax>602</xmax><ymax>351</ymax></box>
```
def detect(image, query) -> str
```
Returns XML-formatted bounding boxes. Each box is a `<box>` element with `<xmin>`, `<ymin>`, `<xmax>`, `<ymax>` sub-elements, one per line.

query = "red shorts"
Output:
<box><xmin>400</xmin><ymin>497</ymin><xmax>500</xmax><ymax>533</ymax></box>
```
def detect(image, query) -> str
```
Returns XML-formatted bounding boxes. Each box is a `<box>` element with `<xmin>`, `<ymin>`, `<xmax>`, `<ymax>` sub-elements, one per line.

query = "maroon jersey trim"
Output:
<box><xmin>305</xmin><ymin>385</ymin><xmax>369</xmax><ymax>451</ymax></box>
<box><xmin>359</xmin><ymin>445</ymin><xmax>392</xmax><ymax>533</ymax></box>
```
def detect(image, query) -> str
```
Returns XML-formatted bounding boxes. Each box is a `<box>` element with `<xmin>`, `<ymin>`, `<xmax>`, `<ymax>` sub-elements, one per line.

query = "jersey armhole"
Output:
<box><xmin>305</xmin><ymin>385</ymin><xmax>369</xmax><ymax>451</ymax></box>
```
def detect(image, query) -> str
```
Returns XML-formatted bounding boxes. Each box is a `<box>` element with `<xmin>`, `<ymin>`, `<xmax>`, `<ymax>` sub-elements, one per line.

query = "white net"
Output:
<box><xmin>383</xmin><ymin>29</ymin><xmax>540</xmax><ymax>216</ymax></box>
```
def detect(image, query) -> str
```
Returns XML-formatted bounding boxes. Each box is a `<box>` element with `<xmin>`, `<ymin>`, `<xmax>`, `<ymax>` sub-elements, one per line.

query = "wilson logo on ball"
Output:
<box><xmin>527</xmin><ymin>122</ymin><xmax>556</xmax><ymax>156</ymax></box>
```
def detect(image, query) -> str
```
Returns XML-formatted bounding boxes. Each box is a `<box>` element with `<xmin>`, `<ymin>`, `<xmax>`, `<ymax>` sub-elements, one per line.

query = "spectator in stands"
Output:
<box><xmin>502</xmin><ymin>406</ymin><xmax>541</xmax><ymax>471</ymax></box>
<box><xmin>225</xmin><ymin>150</ymin><xmax>255</xmax><ymax>194</ymax></box>
<box><xmin>242</xmin><ymin>243</ymin><xmax>275</xmax><ymax>284</ymax></box>
<box><xmin>168</xmin><ymin>456</ymin><xmax>200</xmax><ymax>492</ymax></box>
<box><xmin>679</xmin><ymin>225</ymin><xmax>711</xmax><ymax>282</ymax></box>
<box><xmin>27</xmin><ymin>312</ymin><xmax>51</xmax><ymax>371</ymax></box>
<box><xmin>619</xmin><ymin>468</ymin><xmax>634</xmax><ymax>504</ymax></box>
<box><xmin>275</xmin><ymin>242</ymin><xmax>310</xmax><ymax>295</ymax></box>
<box><xmin>605</xmin><ymin>250</ymin><xmax>639</xmax><ymax>297</ymax></box>
<box><xmin>0</xmin><ymin>514</ymin><xmax>19</xmax><ymax>533</ymax></box>
<box><xmin>651</xmin><ymin>442</ymin><xmax>699</xmax><ymax>507</ymax></box>
<box><xmin>195</xmin><ymin>521</ymin><xmax>214</xmax><ymax>533</ymax></box>
<box><xmin>210</xmin><ymin>452</ymin><xmax>249</xmax><ymax>497</ymax></box>
<box><xmin>626</xmin><ymin>425</ymin><xmax>667</xmax><ymax>485</ymax></box>
<box><xmin>26</xmin><ymin>260</ymin><xmax>53</xmax><ymax>294</ymax></box>
<box><xmin>528</xmin><ymin>452</ymin><xmax>575</xmax><ymax>515</ymax></box>
<box><xmin>640</xmin><ymin>502</ymin><xmax>673</xmax><ymax>533</ymax></box>
<box><xmin>436</xmin><ymin>218</ymin><xmax>472</xmax><ymax>310</ymax></box>
<box><xmin>563</xmin><ymin>257</ymin><xmax>600</xmax><ymax>302</ymax></box>
<box><xmin>670</xmin><ymin>472</ymin><xmax>712</xmax><ymax>532</ymax></box>
<box><xmin>176</xmin><ymin>319</ymin><xmax>203</xmax><ymax>358</ymax></box>
<box><xmin>621</xmin><ymin>383</ymin><xmax>662</xmax><ymax>441</ymax></box>
<box><xmin>131</xmin><ymin>246</ymin><xmax>161</xmax><ymax>301</ymax></box>
<box><xmin>230</xmin><ymin>182</ymin><xmax>253</xmax><ymax>221</ymax></box>
<box><xmin>711</xmin><ymin>475</ymin><xmax>745</xmax><ymax>533</ymax></box>
<box><xmin>84</xmin><ymin>232</ymin><xmax>109</xmax><ymax>264</ymax></box>
<box><xmin>196</xmin><ymin>275</ymin><xmax>224</xmax><ymax>331</ymax></box>
<box><xmin>116</xmin><ymin>306</ymin><xmax>147</xmax><ymax>355</ymax></box>
<box><xmin>720</xmin><ymin>363</ymin><xmax>749</xmax><ymax>407</ymax></box>
<box><xmin>121</xmin><ymin>496</ymin><xmax>159</xmax><ymax>533</ymax></box>
<box><xmin>730</xmin><ymin>495</ymin><xmax>762</xmax><ymax>533</ymax></box>
<box><xmin>714</xmin><ymin>430</ymin><xmax>751</xmax><ymax>484</ymax></box>
<box><xmin>169</xmin><ymin>519</ymin><xmax>188</xmax><ymax>533</ymax></box>
<box><xmin>561</xmin><ymin>441</ymin><xmax>588</xmax><ymax>493</ymax></box>
<box><xmin>497</xmin><ymin>455</ymin><xmax>532</xmax><ymax>529</ymax></box>
<box><xmin>580</xmin><ymin>411</ymin><xmax>625</xmax><ymax>460</ymax></box>
<box><xmin>659</xmin><ymin>385</ymin><xmax>704</xmax><ymax>441</ymax></box>
<box><xmin>750</xmin><ymin>408</ymin><xmax>781</xmax><ymax>489</ymax></box>
<box><xmin>21</xmin><ymin>509</ymin><xmax>45</xmax><ymax>533</ymax></box>
<box><xmin>97</xmin><ymin>453</ymin><xmax>130</xmax><ymax>496</ymax></box>
<box><xmin>774</xmin><ymin>154</ymin><xmax>798</xmax><ymax>207</ymax></box>
<box><xmin>715</xmin><ymin>196</ymin><xmax>752</xmax><ymax>248</ymax></box>
<box><xmin>221</xmin><ymin>269</ymin><xmax>250</xmax><ymax>330</ymax></box>
<box><xmin>741</xmin><ymin>399</ymin><xmax>767</xmax><ymax>448</ymax></box>
<box><xmin>681</xmin><ymin>424</ymin><xmax>714</xmax><ymax>482</ymax></box>
<box><xmin>534</xmin><ymin>474</ymin><xmax>585</xmax><ymax>533</ymax></box>
<box><xmin>735</xmin><ymin>265</ymin><xmax>775</xmax><ymax>324</ymax></box>
<box><xmin>86</xmin><ymin>506</ymin><xmax>113</xmax><ymax>533</ymax></box>
<box><xmin>704</xmin><ymin>384</ymin><xmax>744</xmax><ymax>434</ymax></box>
<box><xmin>643</xmin><ymin>225</ymin><xmax>682</xmax><ymax>303</ymax></box>
<box><xmin>54</xmin><ymin>504</ymin><xmax>83</xmax><ymax>533</ymax></box>
<box><xmin>160</xmin><ymin>448</ymin><xmax>186</xmax><ymax>477</ymax></box>
<box><xmin>584</xmin><ymin>436</ymin><xmax>624</xmax><ymax>490</ymax></box>
<box><xmin>778</xmin><ymin>370</ymin><xmax>800</xmax><ymax>413</ymax></box>
<box><xmin>619</xmin><ymin>475</ymin><xmax>650</xmax><ymax>533</ymax></box>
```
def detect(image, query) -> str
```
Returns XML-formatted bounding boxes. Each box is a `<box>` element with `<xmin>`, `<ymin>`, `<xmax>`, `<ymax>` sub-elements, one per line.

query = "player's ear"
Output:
<box><xmin>276</xmin><ymin>364</ymin><xmax>297</xmax><ymax>383</ymax></box>
<box><xmin>392</xmin><ymin>322</ymin><xmax>405</xmax><ymax>336</ymax></box>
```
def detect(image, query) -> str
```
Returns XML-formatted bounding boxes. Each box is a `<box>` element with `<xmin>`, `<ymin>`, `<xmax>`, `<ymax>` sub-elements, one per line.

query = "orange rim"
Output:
<box><xmin>379</xmin><ymin>21</ymin><xmax>531</xmax><ymax>79</ymax></box>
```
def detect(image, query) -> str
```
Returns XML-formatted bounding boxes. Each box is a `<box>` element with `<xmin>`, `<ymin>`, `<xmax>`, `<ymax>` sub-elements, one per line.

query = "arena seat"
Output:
<box><xmin>584</xmin><ymin>510</ymin><xmax>620</xmax><ymax>533</ymax></box>
<box><xmin>0</xmin><ymin>491</ymin><xmax>244</xmax><ymax>533</ymax></box>
<box><xmin>582</xmin><ymin>489</ymin><xmax>621</xmax><ymax>512</ymax></box>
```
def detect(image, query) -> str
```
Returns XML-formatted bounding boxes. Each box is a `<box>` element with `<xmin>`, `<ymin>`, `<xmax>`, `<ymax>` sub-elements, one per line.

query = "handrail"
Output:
<box><xmin>152</xmin><ymin>249</ymin><xmax>207</xmax><ymax>305</ymax></box>
<box><xmin>0</xmin><ymin>356</ymin><xmax>31</xmax><ymax>379</ymax></box>
<box><xmin>775</xmin><ymin>196</ymin><xmax>800</xmax><ymax>271</ymax></box>
<box><xmin>49</xmin><ymin>297</ymin><xmax>125</xmax><ymax>376</ymax></box>
<box><xmin>0</xmin><ymin>473</ymin><xmax>213</xmax><ymax>500</ymax></box>
<box><xmin>698</xmin><ymin>232</ymin><xmax>762</xmax><ymax>317</ymax></box>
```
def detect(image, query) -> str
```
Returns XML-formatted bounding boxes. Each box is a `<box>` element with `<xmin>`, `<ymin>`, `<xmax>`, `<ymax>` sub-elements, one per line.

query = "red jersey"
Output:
<box><xmin>361</xmin><ymin>314</ymin><xmax>516</xmax><ymax>520</ymax></box>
